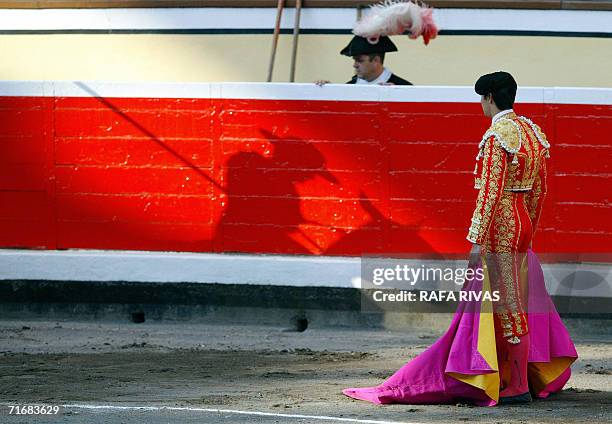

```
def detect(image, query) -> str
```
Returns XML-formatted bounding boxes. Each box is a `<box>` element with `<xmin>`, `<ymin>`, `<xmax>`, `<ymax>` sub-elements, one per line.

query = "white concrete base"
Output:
<box><xmin>0</xmin><ymin>249</ymin><xmax>610</xmax><ymax>299</ymax></box>
<box><xmin>0</xmin><ymin>249</ymin><xmax>362</xmax><ymax>288</ymax></box>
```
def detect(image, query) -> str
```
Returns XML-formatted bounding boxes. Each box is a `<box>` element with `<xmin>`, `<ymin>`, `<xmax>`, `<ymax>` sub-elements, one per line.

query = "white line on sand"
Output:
<box><xmin>59</xmin><ymin>404</ymin><xmax>426</xmax><ymax>424</ymax></box>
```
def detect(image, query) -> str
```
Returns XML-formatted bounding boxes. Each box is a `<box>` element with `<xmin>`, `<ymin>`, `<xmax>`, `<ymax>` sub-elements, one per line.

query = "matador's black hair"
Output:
<box><xmin>475</xmin><ymin>71</ymin><xmax>517</xmax><ymax>110</ymax></box>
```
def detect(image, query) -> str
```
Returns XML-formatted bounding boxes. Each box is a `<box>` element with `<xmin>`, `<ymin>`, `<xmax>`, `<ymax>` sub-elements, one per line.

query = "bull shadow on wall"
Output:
<box><xmin>213</xmin><ymin>129</ymin><xmax>436</xmax><ymax>256</ymax></box>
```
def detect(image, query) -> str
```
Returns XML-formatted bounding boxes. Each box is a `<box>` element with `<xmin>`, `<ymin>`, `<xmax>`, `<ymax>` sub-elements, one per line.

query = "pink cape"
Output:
<box><xmin>343</xmin><ymin>249</ymin><xmax>578</xmax><ymax>406</ymax></box>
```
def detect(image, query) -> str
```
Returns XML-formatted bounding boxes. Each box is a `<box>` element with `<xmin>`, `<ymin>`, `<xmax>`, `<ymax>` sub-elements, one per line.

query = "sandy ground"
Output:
<box><xmin>0</xmin><ymin>319</ymin><xmax>610</xmax><ymax>423</ymax></box>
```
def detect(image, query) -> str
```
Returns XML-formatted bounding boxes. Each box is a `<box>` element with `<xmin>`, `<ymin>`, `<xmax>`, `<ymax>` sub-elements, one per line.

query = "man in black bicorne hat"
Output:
<box><xmin>315</xmin><ymin>35</ymin><xmax>411</xmax><ymax>86</ymax></box>
<box><xmin>341</xmin><ymin>35</ymin><xmax>411</xmax><ymax>85</ymax></box>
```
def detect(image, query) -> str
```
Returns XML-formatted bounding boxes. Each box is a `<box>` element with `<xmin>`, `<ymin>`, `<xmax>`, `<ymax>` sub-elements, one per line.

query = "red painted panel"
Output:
<box><xmin>220</xmin><ymin>110</ymin><xmax>379</xmax><ymax>142</ymax></box>
<box><xmin>0</xmin><ymin>97</ymin><xmax>46</xmax><ymax>109</ymax></box>
<box><xmin>384</xmin><ymin>114</ymin><xmax>486</xmax><ymax>143</ymax></box>
<box><xmin>56</xmin><ymin>166</ymin><xmax>215</xmax><ymax>195</ymax></box>
<box><xmin>222</xmin><ymin>98</ymin><xmax>380</xmax><ymax>114</ymax></box>
<box><xmin>55</xmin><ymin>96</ymin><xmax>212</xmax><ymax>112</ymax></box>
<box><xmin>56</xmin><ymin>97</ymin><xmax>176</xmax><ymax>109</ymax></box>
<box><xmin>0</xmin><ymin>164</ymin><xmax>46</xmax><ymax>191</ymax></box>
<box><xmin>310</xmin><ymin>225</ymin><xmax>385</xmax><ymax>255</ymax></box>
<box><xmin>56</xmin><ymin>137</ymin><xmax>213</xmax><ymax>167</ymax></box>
<box><xmin>221</xmin><ymin>223</ymin><xmax>384</xmax><ymax>255</ymax></box>
<box><xmin>554</xmin><ymin>116</ymin><xmax>612</xmax><ymax>145</ymax></box>
<box><xmin>385</xmin><ymin>102</ymin><xmax>482</xmax><ymax>115</ymax></box>
<box><xmin>0</xmin><ymin>191</ymin><xmax>47</xmax><ymax>220</ymax></box>
<box><xmin>390</xmin><ymin>200</ymin><xmax>474</xmax><ymax>229</ymax></box>
<box><xmin>552</xmin><ymin>175</ymin><xmax>611</xmax><ymax>203</ymax></box>
<box><xmin>513</xmin><ymin>104</ymin><xmax>547</xmax><ymax>116</ymax></box>
<box><xmin>57</xmin><ymin>221</ymin><xmax>214</xmax><ymax>251</ymax></box>
<box><xmin>0</xmin><ymin>219</ymin><xmax>48</xmax><ymax>248</ymax></box>
<box><xmin>389</xmin><ymin>171</ymin><xmax>474</xmax><ymax>200</ymax></box>
<box><xmin>222</xmin><ymin>196</ymin><xmax>376</xmax><ymax>229</ymax></box>
<box><xmin>553</xmin><ymin>145</ymin><xmax>611</xmax><ymax>173</ymax></box>
<box><xmin>57</xmin><ymin>193</ymin><xmax>213</xmax><ymax>224</ymax></box>
<box><xmin>55</xmin><ymin>108</ymin><xmax>212</xmax><ymax>138</ymax></box>
<box><xmin>386</xmin><ymin>228</ymin><xmax>468</xmax><ymax>254</ymax></box>
<box><xmin>389</xmin><ymin>142</ymin><xmax>473</xmax><ymax>172</ymax></box>
<box><xmin>0</xmin><ymin>136</ymin><xmax>46</xmax><ymax>164</ymax></box>
<box><xmin>220</xmin><ymin>223</ymin><xmax>314</xmax><ymax>254</ymax></box>
<box><xmin>0</xmin><ymin>109</ymin><xmax>46</xmax><ymax>137</ymax></box>
<box><xmin>0</xmin><ymin>94</ymin><xmax>609</xmax><ymax>256</ymax></box>
<box><xmin>540</xmin><ymin>230</ymin><xmax>611</xmax><ymax>253</ymax></box>
<box><xmin>554</xmin><ymin>204</ymin><xmax>612</xmax><ymax>233</ymax></box>
<box><xmin>222</xmin><ymin>168</ymin><xmax>382</xmax><ymax>198</ymax></box>
<box><xmin>552</xmin><ymin>104</ymin><xmax>612</xmax><ymax>118</ymax></box>
<box><xmin>222</xmin><ymin>139</ymin><xmax>383</xmax><ymax>172</ymax></box>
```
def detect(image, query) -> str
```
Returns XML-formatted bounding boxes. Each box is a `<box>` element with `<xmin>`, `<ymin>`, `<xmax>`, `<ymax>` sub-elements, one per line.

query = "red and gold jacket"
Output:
<box><xmin>467</xmin><ymin>111</ymin><xmax>551</xmax><ymax>344</ymax></box>
<box><xmin>467</xmin><ymin>111</ymin><xmax>551</xmax><ymax>246</ymax></box>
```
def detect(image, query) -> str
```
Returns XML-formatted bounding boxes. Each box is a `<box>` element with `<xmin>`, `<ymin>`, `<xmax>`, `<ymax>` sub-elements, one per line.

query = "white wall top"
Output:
<box><xmin>0</xmin><ymin>8</ymin><xmax>609</xmax><ymax>34</ymax></box>
<box><xmin>1</xmin><ymin>81</ymin><xmax>611</xmax><ymax>105</ymax></box>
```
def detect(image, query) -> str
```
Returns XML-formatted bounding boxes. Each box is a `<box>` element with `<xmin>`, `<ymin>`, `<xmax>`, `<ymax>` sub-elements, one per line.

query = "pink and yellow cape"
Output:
<box><xmin>343</xmin><ymin>249</ymin><xmax>577</xmax><ymax>406</ymax></box>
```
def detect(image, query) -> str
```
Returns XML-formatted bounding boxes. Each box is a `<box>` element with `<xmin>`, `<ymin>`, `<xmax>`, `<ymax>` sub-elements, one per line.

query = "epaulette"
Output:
<box><xmin>476</xmin><ymin>118</ymin><xmax>522</xmax><ymax>165</ymax></box>
<box><xmin>478</xmin><ymin>118</ymin><xmax>521</xmax><ymax>155</ymax></box>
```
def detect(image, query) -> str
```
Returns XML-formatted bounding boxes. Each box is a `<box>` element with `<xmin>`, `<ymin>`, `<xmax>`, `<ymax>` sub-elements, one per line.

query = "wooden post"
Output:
<box><xmin>267</xmin><ymin>0</ymin><xmax>285</xmax><ymax>82</ymax></box>
<box><xmin>289</xmin><ymin>0</ymin><xmax>303</xmax><ymax>82</ymax></box>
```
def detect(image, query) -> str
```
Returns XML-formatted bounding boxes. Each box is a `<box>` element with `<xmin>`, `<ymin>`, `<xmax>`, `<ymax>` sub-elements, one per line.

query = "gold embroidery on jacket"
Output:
<box><xmin>467</xmin><ymin>137</ymin><xmax>508</xmax><ymax>244</ymax></box>
<box><xmin>473</xmin><ymin>114</ymin><xmax>550</xmax><ymax>193</ymax></box>
<box><xmin>469</xmin><ymin>113</ymin><xmax>551</xmax><ymax>343</ymax></box>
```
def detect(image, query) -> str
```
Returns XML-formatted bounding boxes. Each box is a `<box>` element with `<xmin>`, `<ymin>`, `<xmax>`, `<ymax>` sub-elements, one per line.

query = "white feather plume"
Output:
<box><xmin>353</xmin><ymin>0</ymin><xmax>438</xmax><ymax>45</ymax></box>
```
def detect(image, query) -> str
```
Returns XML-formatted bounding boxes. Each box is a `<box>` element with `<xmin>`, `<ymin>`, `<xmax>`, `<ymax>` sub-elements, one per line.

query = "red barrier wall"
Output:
<box><xmin>1</xmin><ymin>94</ymin><xmax>610</xmax><ymax>255</ymax></box>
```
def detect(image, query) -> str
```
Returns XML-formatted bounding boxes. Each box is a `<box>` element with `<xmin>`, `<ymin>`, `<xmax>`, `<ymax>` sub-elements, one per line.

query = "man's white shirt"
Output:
<box><xmin>492</xmin><ymin>109</ymin><xmax>514</xmax><ymax>123</ymax></box>
<box><xmin>355</xmin><ymin>67</ymin><xmax>393</xmax><ymax>85</ymax></box>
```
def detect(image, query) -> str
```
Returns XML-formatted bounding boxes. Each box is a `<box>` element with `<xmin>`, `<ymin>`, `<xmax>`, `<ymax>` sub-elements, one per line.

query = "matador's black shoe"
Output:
<box><xmin>499</xmin><ymin>392</ymin><xmax>533</xmax><ymax>405</ymax></box>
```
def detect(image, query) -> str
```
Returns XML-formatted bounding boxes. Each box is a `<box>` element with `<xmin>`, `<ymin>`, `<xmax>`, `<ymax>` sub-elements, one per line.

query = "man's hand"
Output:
<box><xmin>314</xmin><ymin>80</ymin><xmax>331</xmax><ymax>86</ymax></box>
<box><xmin>468</xmin><ymin>243</ymin><xmax>482</xmax><ymax>269</ymax></box>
